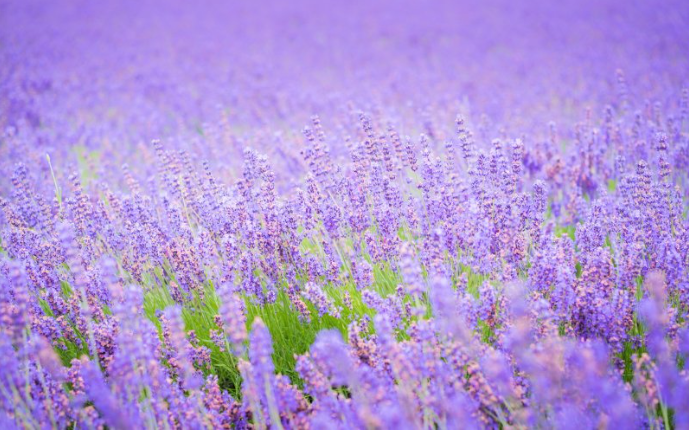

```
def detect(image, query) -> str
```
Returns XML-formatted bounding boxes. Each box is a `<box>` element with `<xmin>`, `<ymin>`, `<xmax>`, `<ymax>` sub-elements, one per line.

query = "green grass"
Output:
<box><xmin>607</xmin><ymin>179</ymin><xmax>617</xmax><ymax>193</ymax></box>
<box><xmin>137</xmin><ymin>260</ymin><xmax>389</xmax><ymax>397</ymax></box>
<box><xmin>74</xmin><ymin>145</ymin><xmax>101</xmax><ymax>188</ymax></box>
<box><xmin>554</xmin><ymin>225</ymin><xmax>576</xmax><ymax>241</ymax></box>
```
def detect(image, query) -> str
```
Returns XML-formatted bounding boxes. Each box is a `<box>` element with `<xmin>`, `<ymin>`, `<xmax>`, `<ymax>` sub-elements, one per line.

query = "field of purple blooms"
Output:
<box><xmin>2</xmin><ymin>0</ymin><xmax>689</xmax><ymax>428</ymax></box>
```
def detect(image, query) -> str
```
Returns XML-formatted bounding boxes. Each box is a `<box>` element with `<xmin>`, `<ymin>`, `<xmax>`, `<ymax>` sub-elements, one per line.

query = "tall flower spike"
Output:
<box><xmin>217</xmin><ymin>283</ymin><xmax>248</xmax><ymax>353</ymax></box>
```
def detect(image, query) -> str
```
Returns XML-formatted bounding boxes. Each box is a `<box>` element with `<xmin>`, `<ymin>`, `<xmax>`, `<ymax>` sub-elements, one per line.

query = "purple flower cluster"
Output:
<box><xmin>2</xmin><ymin>0</ymin><xmax>689</xmax><ymax>428</ymax></box>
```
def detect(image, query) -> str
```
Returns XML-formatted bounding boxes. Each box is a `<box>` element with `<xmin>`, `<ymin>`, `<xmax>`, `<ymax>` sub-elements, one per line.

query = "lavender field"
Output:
<box><xmin>2</xmin><ymin>0</ymin><xmax>689</xmax><ymax>428</ymax></box>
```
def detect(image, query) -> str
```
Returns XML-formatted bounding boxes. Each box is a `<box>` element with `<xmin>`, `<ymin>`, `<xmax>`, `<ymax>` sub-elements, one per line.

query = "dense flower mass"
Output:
<box><xmin>2</xmin><ymin>0</ymin><xmax>689</xmax><ymax>428</ymax></box>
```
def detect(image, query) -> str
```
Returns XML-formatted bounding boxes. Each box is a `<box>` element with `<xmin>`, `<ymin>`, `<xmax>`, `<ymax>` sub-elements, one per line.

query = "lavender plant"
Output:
<box><xmin>1</xmin><ymin>0</ymin><xmax>689</xmax><ymax>428</ymax></box>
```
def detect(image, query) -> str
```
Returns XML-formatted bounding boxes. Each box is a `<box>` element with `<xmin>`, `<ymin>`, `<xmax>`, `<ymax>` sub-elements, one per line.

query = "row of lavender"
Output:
<box><xmin>3</xmin><ymin>0</ymin><xmax>689</xmax><ymax>428</ymax></box>
<box><xmin>3</xmin><ymin>99</ymin><xmax>689</xmax><ymax>427</ymax></box>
